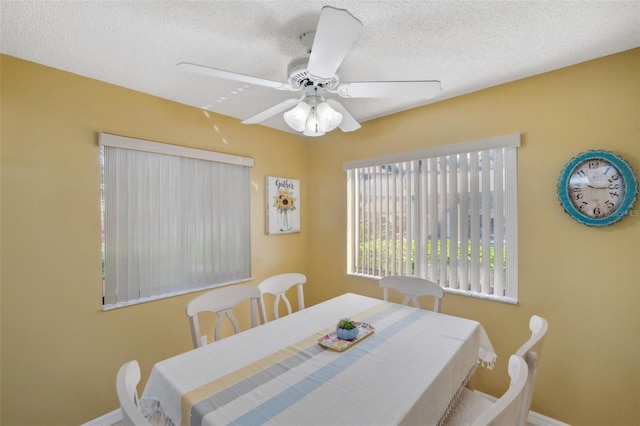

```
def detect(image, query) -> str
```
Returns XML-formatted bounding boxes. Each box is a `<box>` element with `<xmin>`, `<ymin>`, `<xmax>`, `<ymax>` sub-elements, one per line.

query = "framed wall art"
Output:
<box><xmin>266</xmin><ymin>176</ymin><xmax>300</xmax><ymax>234</ymax></box>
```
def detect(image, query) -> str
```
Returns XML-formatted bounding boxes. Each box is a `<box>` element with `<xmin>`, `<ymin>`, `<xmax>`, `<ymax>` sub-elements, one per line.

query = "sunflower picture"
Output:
<box><xmin>273</xmin><ymin>190</ymin><xmax>296</xmax><ymax>213</ymax></box>
<box><xmin>266</xmin><ymin>176</ymin><xmax>300</xmax><ymax>234</ymax></box>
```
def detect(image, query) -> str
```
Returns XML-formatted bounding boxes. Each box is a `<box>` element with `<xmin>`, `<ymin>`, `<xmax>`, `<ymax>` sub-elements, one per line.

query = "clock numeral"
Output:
<box><xmin>609</xmin><ymin>183</ymin><xmax>620</xmax><ymax>190</ymax></box>
<box><xmin>574</xmin><ymin>193</ymin><xmax>584</xmax><ymax>200</ymax></box>
<box><xmin>593</xmin><ymin>207</ymin><xmax>602</xmax><ymax>217</ymax></box>
<box><xmin>588</xmin><ymin>161</ymin><xmax>600</xmax><ymax>169</ymax></box>
<box><xmin>605</xmin><ymin>200</ymin><xmax>615</xmax><ymax>210</ymax></box>
<box><xmin>608</xmin><ymin>173</ymin><xmax>619</xmax><ymax>182</ymax></box>
<box><xmin>579</xmin><ymin>202</ymin><xmax>588</xmax><ymax>210</ymax></box>
<box><xmin>610</xmin><ymin>191</ymin><xmax>620</xmax><ymax>198</ymax></box>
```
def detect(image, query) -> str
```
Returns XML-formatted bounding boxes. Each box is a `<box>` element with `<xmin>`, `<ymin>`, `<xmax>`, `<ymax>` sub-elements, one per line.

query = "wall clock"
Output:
<box><xmin>558</xmin><ymin>150</ymin><xmax>638</xmax><ymax>226</ymax></box>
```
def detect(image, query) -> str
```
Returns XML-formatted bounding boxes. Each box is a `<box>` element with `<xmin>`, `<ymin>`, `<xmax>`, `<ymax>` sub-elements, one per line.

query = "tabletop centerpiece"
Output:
<box><xmin>336</xmin><ymin>317</ymin><xmax>359</xmax><ymax>341</ymax></box>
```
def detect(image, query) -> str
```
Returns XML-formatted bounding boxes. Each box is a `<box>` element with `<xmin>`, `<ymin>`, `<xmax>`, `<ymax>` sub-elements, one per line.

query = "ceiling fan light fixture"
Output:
<box><xmin>285</xmin><ymin>95</ymin><xmax>343</xmax><ymax>137</ymax></box>
<box><xmin>302</xmin><ymin>106</ymin><xmax>325</xmax><ymax>137</ymax></box>
<box><xmin>316</xmin><ymin>101</ymin><xmax>342</xmax><ymax>132</ymax></box>
<box><xmin>181</xmin><ymin>6</ymin><xmax>443</xmax><ymax>136</ymax></box>
<box><xmin>283</xmin><ymin>101</ymin><xmax>311</xmax><ymax>132</ymax></box>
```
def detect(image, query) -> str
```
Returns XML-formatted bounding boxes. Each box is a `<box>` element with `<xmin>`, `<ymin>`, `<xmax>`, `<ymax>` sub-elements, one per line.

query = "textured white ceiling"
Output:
<box><xmin>2</xmin><ymin>1</ymin><xmax>639</xmax><ymax>136</ymax></box>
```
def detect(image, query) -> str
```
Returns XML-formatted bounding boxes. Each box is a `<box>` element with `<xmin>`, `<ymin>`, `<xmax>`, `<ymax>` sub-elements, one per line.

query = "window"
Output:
<box><xmin>344</xmin><ymin>134</ymin><xmax>520</xmax><ymax>303</ymax></box>
<box><xmin>100</xmin><ymin>133</ymin><xmax>254</xmax><ymax>310</ymax></box>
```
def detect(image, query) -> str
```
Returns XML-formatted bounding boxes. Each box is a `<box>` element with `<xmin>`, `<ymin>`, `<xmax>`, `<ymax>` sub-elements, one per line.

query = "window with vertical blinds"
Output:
<box><xmin>99</xmin><ymin>133</ymin><xmax>254</xmax><ymax>310</ymax></box>
<box><xmin>344</xmin><ymin>134</ymin><xmax>520</xmax><ymax>303</ymax></box>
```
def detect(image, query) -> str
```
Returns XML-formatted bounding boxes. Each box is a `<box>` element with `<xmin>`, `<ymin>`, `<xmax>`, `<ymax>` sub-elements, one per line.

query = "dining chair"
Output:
<box><xmin>257</xmin><ymin>273</ymin><xmax>307</xmax><ymax>321</ymax></box>
<box><xmin>378</xmin><ymin>275</ymin><xmax>444</xmax><ymax>312</ymax></box>
<box><xmin>515</xmin><ymin>315</ymin><xmax>549</xmax><ymax>426</ymax></box>
<box><xmin>116</xmin><ymin>360</ymin><xmax>151</xmax><ymax>426</ymax></box>
<box><xmin>444</xmin><ymin>354</ymin><xmax>529</xmax><ymax>426</ymax></box>
<box><xmin>185</xmin><ymin>285</ymin><xmax>264</xmax><ymax>349</ymax></box>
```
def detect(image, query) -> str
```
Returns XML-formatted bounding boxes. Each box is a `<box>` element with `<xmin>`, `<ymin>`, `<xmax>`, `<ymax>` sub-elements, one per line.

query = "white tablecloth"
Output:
<box><xmin>141</xmin><ymin>293</ymin><xmax>496</xmax><ymax>426</ymax></box>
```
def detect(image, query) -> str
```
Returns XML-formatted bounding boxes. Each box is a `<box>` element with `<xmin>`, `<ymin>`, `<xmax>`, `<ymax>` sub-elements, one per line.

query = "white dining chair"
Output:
<box><xmin>379</xmin><ymin>275</ymin><xmax>444</xmax><ymax>312</ymax></box>
<box><xmin>444</xmin><ymin>354</ymin><xmax>529</xmax><ymax>426</ymax></box>
<box><xmin>515</xmin><ymin>315</ymin><xmax>549</xmax><ymax>426</ymax></box>
<box><xmin>116</xmin><ymin>360</ymin><xmax>151</xmax><ymax>426</ymax></box>
<box><xmin>257</xmin><ymin>273</ymin><xmax>307</xmax><ymax>321</ymax></box>
<box><xmin>185</xmin><ymin>285</ymin><xmax>264</xmax><ymax>349</ymax></box>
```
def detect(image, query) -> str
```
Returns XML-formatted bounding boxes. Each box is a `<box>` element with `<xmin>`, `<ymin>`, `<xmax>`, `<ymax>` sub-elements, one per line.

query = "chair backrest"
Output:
<box><xmin>514</xmin><ymin>315</ymin><xmax>549</xmax><ymax>426</ymax></box>
<box><xmin>185</xmin><ymin>285</ymin><xmax>264</xmax><ymax>349</ymax></box>
<box><xmin>258</xmin><ymin>273</ymin><xmax>307</xmax><ymax>321</ymax></box>
<box><xmin>379</xmin><ymin>275</ymin><xmax>444</xmax><ymax>312</ymax></box>
<box><xmin>116</xmin><ymin>360</ymin><xmax>151</xmax><ymax>426</ymax></box>
<box><xmin>472</xmin><ymin>355</ymin><xmax>529</xmax><ymax>426</ymax></box>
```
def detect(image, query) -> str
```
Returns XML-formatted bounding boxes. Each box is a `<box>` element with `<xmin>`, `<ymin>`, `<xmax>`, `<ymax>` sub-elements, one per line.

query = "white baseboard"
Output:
<box><xmin>82</xmin><ymin>409</ymin><xmax>122</xmax><ymax>426</ymax></box>
<box><xmin>527</xmin><ymin>409</ymin><xmax>570</xmax><ymax>426</ymax></box>
<box><xmin>474</xmin><ymin>391</ymin><xmax>569</xmax><ymax>426</ymax></box>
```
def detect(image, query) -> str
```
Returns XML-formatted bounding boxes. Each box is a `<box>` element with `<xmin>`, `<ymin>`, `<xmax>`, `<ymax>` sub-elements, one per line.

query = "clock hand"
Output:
<box><xmin>584</xmin><ymin>173</ymin><xmax>609</xmax><ymax>189</ymax></box>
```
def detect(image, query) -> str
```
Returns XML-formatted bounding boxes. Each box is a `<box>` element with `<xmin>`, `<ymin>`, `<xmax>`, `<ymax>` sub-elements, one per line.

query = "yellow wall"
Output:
<box><xmin>0</xmin><ymin>55</ymin><xmax>310</xmax><ymax>425</ymax></box>
<box><xmin>1</xmin><ymin>49</ymin><xmax>639</xmax><ymax>425</ymax></box>
<box><xmin>307</xmin><ymin>48</ymin><xmax>639</xmax><ymax>425</ymax></box>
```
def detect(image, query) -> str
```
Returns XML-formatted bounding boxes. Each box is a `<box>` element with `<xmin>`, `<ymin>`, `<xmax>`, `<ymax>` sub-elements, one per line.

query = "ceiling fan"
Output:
<box><xmin>178</xmin><ymin>6</ymin><xmax>441</xmax><ymax>137</ymax></box>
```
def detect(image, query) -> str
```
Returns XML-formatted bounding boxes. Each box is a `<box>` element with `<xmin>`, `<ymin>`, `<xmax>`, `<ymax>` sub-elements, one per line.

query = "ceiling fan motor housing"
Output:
<box><xmin>287</xmin><ymin>55</ymin><xmax>339</xmax><ymax>91</ymax></box>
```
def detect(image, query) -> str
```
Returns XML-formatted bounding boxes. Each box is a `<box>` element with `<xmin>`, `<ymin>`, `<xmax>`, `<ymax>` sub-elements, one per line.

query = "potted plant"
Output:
<box><xmin>336</xmin><ymin>317</ymin><xmax>359</xmax><ymax>341</ymax></box>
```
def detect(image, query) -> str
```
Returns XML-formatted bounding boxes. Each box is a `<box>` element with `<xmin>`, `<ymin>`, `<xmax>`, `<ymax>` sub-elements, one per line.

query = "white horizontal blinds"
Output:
<box><xmin>344</xmin><ymin>133</ymin><xmax>519</xmax><ymax>303</ymax></box>
<box><xmin>100</xmin><ymin>133</ymin><xmax>253</xmax><ymax>307</ymax></box>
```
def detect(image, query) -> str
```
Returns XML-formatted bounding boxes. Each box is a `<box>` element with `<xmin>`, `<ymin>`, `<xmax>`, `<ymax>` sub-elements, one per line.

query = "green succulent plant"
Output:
<box><xmin>337</xmin><ymin>317</ymin><xmax>356</xmax><ymax>330</ymax></box>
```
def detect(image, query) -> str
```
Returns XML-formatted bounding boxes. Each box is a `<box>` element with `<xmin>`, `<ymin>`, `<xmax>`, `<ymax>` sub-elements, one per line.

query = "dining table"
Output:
<box><xmin>140</xmin><ymin>292</ymin><xmax>496</xmax><ymax>426</ymax></box>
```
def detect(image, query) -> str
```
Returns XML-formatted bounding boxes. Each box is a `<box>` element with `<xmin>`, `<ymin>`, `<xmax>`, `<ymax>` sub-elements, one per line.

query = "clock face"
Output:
<box><xmin>558</xmin><ymin>150</ymin><xmax>638</xmax><ymax>226</ymax></box>
<box><xmin>568</xmin><ymin>158</ymin><xmax>625</xmax><ymax>219</ymax></box>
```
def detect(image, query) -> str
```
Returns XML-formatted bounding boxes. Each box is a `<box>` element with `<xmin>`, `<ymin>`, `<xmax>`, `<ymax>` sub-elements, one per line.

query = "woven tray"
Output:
<box><xmin>317</xmin><ymin>322</ymin><xmax>375</xmax><ymax>352</ymax></box>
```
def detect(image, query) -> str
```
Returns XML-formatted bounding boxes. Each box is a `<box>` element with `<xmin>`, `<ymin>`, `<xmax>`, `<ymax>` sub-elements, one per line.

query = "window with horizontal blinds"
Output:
<box><xmin>344</xmin><ymin>134</ymin><xmax>519</xmax><ymax>303</ymax></box>
<box><xmin>99</xmin><ymin>133</ymin><xmax>254</xmax><ymax>310</ymax></box>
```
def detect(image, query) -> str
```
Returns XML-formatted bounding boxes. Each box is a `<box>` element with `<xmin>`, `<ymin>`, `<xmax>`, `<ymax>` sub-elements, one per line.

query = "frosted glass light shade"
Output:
<box><xmin>316</xmin><ymin>102</ymin><xmax>342</xmax><ymax>132</ymax></box>
<box><xmin>303</xmin><ymin>107</ymin><xmax>325</xmax><ymax>137</ymax></box>
<box><xmin>283</xmin><ymin>101</ymin><xmax>311</xmax><ymax>132</ymax></box>
<box><xmin>284</xmin><ymin>96</ymin><xmax>343</xmax><ymax>136</ymax></box>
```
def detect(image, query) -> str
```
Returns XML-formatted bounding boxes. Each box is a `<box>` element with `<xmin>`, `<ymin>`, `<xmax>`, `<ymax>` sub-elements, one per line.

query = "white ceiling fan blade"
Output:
<box><xmin>307</xmin><ymin>6</ymin><xmax>363</xmax><ymax>80</ymax></box>
<box><xmin>177</xmin><ymin>62</ymin><xmax>294</xmax><ymax>91</ymax></box>
<box><xmin>336</xmin><ymin>81</ymin><xmax>442</xmax><ymax>99</ymax></box>
<box><xmin>327</xmin><ymin>99</ymin><xmax>361</xmax><ymax>132</ymax></box>
<box><xmin>242</xmin><ymin>98</ymin><xmax>299</xmax><ymax>124</ymax></box>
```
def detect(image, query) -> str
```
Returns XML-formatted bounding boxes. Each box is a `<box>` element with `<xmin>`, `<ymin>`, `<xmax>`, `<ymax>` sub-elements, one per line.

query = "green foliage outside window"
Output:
<box><xmin>358</xmin><ymin>238</ymin><xmax>504</xmax><ymax>277</ymax></box>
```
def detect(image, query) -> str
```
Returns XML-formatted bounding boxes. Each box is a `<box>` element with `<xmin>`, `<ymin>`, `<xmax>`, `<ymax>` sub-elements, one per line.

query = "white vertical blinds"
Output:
<box><xmin>344</xmin><ymin>134</ymin><xmax>520</xmax><ymax>303</ymax></box>
<box><xmin>100</xmin><ymin>133</ymin><xmax>254</xmax><ymax>309</ymax></box>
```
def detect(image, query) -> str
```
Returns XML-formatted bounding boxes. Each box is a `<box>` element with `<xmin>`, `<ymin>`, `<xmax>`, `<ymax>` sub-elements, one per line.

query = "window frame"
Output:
<box><xmin>344</xmin><ymin>133</ymin><xmax>520</xmax><ymax>304</ymax></box>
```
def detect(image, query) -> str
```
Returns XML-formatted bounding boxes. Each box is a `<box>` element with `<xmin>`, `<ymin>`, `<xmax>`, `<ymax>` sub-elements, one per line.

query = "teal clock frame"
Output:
<box><xmin>557</xmin><ymin>150</ymin><xmax>638</xmax><ymax>227</ymax></box>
